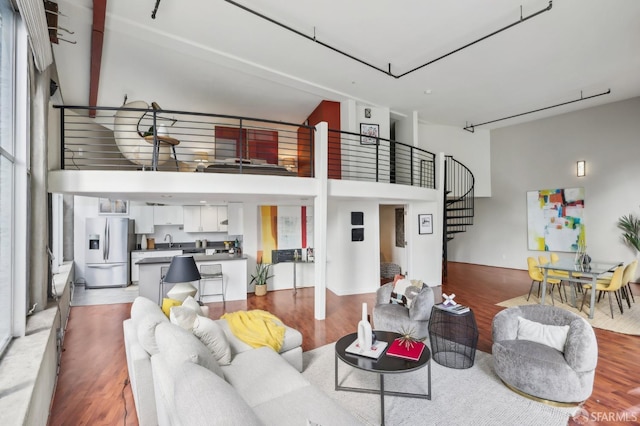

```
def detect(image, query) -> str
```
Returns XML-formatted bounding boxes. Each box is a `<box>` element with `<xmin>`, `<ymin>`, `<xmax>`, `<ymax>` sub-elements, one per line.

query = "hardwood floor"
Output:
<box><xmin>48</xmin><ymin>262</ymin><xmax>640</xmax><ymax>426</ymax></box>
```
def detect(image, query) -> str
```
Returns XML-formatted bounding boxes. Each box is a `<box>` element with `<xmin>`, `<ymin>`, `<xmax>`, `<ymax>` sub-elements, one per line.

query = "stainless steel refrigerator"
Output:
<box><xmin>85</xmin><ymin>217</ymin><xmax>135</xmax><ymax>288</ymax></box>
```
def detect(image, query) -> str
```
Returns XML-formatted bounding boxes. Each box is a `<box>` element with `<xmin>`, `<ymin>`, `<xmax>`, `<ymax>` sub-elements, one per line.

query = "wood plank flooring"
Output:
<box><xmin>48</xmin><ymin>262</ymin><xmax>640</xmax><ymax>426</ymax></box>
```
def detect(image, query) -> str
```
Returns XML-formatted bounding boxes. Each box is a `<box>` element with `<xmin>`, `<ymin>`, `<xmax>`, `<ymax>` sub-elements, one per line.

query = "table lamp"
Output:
<box><xmin>164</xmin><ymin>255</ymin><xmax>201</xmax><ymax>284</ymax></box>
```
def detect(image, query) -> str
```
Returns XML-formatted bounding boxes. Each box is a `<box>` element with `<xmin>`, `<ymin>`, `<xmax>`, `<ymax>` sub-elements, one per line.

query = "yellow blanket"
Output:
<box><xmin>221</xmin><ymin>310</ymin><xmax>285</xmax><ymax>352</ymax></box>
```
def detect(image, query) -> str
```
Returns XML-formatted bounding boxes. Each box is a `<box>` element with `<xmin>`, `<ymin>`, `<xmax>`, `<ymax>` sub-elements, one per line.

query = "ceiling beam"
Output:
<box><xmin>89</xmin><ymin>0</ymin><xmax>107</xmax><ymax>118</ymax></box>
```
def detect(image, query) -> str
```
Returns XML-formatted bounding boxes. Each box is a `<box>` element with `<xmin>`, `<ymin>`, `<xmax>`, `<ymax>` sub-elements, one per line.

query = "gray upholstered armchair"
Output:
<box><xmin>372</xmin><ymin>281</ymin><xmax>434</xmax><ymax>340</ymax></box>
<box><xmin>492</xmin><ymin>305</ymin><xmax>598</xmax><ymax>403</ymax></box>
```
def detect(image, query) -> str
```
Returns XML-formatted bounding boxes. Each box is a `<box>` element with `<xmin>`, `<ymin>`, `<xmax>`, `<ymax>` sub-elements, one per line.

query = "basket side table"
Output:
<box><xmin>428</xmin><ymin>306</ymin><xmax>479</xmax><ymax>369</ymax></box>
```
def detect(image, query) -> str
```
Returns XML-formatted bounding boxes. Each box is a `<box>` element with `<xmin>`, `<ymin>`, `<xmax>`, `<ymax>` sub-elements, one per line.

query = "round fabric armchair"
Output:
<box><xmin>492</xmin><ymin>304</ymin><xmax>597</xmax><ymax>404</ymax></box>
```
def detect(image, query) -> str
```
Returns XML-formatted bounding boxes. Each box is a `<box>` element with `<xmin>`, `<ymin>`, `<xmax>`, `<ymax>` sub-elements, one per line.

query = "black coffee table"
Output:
<box><xmin>335</xmin><ymin>330</ymin><xmax>431</xmax><ymax>426</ymax></box>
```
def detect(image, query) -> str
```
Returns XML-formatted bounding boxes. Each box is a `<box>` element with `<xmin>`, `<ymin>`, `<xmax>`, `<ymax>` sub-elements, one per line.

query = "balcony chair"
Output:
<box><xmin>114</xmin><ymin>100</ymin><xmax>177</xmax><ymax>169</ymax></box>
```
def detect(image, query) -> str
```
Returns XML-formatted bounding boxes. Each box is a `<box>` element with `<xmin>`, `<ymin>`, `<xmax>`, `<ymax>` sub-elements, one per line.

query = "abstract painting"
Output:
<box><xmin>526</xmin><ymin>187</ymin><xmax>585</xmax><ymax>252</ymax></box>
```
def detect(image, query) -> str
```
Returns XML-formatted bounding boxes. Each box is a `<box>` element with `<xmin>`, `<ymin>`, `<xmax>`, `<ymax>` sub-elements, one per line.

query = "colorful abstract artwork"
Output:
<box><xmin>526</xmin><ymin>188</ymin><xmax>585</xmax><ymax>252</ymax></box>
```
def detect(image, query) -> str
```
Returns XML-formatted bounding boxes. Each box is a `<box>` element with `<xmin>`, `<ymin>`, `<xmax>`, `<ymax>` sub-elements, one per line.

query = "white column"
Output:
<box><xmin>313</xmin><ymin>122</ymin><xmax>329</xmax><ymax>320</ymax></box>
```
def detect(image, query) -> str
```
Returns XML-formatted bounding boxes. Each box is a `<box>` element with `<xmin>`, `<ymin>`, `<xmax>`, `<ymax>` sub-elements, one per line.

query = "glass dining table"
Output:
<box><xmin>538</xmin><ymin>259</ymin><xmax>622</xmax><ymax>319</ymax></box>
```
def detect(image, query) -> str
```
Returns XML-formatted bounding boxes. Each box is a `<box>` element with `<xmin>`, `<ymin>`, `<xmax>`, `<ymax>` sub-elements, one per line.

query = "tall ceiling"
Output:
<box><xmin>52</xmin><ymin>0</ymin><xmax>640</xmax><ymax>130</ymax></box>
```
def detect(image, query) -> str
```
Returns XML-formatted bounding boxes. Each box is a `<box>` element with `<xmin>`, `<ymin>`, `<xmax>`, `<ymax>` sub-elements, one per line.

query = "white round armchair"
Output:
<box><xmin>114</xmin><ymin>100</ymin><xmax>173</xmax><ymax>168</ymax></box>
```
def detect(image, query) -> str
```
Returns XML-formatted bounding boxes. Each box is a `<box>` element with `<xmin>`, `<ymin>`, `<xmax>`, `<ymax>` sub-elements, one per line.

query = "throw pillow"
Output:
<box><xmin>161</xmin><ymin>298</ymin><xmax>182</xmax><ymax>317</ymax></box>
<box><xmin>516</xmin><ymin>316</ymin><xmax>570</xmax><ymax>352</ymax></box>
<box><xmin>192</xmin><ymin>316</ymin><xmax>232</xmax><ymax>365</ymax></box>
<box><xmin>389</xmin><ymin>278</ymin><xmax>421</xmax><ymax>309</ymax></box>
<box><xmin>170</xmin><ymin>306</ymin><xmax>198</xmax><ymax>331</ymax></box>
<box><xmin>181</xmin><ymin>295</ymin><xmax>204</xmax><ymax>316</ymax></box>
<box><xmin>155</xmin><ymin>322</ymin><xmax>225</xmax><ymax>379</ymax></box>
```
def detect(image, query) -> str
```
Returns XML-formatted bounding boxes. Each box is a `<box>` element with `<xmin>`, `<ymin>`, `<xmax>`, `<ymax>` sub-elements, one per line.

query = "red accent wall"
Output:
<box><xmin>306</xmin><ymin>100</ymin><xmax>341</xmax><ymax>179</ymax></box>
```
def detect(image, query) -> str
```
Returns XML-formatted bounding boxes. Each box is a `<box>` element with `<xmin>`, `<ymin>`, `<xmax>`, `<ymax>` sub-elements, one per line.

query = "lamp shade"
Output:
<box><xmin>164</xmin><ymin>255</ymin><xmax>201</xmax><ymax>283</ymax></box>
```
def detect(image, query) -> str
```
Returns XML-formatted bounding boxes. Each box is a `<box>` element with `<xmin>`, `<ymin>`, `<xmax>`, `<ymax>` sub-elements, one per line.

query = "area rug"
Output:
<box><xmin>302</xmin><ymin>342</ymin><xmax>577</xmax><ymax>426</ymax></box>
<box><xmin>497</xmin><ymin>293</ymin><xmax>640</xmax><ymax>335</ymax></box>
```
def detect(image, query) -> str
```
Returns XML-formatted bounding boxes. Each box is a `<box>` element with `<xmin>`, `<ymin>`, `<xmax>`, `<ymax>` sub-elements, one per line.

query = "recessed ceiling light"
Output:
<box><xmin>424</xmin><ymin>89</ymin><xmax>432</xmax><ymax>95</ymax></box>
<box><xmin>200</xmin><ymin>200</ymin><xmax>206</xmax><ymax>204</ymax></box>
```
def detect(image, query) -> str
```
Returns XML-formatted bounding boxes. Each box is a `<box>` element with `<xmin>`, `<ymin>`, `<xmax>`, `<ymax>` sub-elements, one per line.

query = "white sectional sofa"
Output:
<box><xmin>123</xmin><ymin>296</ymin><xmax>361</xmax><ymax>425</ymax></box>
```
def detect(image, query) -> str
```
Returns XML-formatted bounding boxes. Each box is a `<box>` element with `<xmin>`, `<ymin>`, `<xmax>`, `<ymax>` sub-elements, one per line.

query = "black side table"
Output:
<box><xmin>428</xmin><ymin>306</ymin><xmax>478</xmax><ymax>369</ymax></box>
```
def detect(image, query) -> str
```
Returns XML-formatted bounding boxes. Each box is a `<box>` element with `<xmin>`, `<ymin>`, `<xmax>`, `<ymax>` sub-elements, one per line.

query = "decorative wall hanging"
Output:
<box><xmin>360</xmin><ymin>123</ymin><xmax>379</xmax><ymax>145</ymax></box>
<box><xmin>526</xmin><ymin>187</ymin><xmax>585</xmax><ymax>252</ymax></box>
<box><xmin>351</xmin><ymin>211</ymin><xmax>364</xmax><ymax>226</ymax></box>
<box><xmin>395</xmin><ymin>208</ymin><xmax>405</xmax><ymax>247</ymax></box>
<box><xmin>352</xmin><ymin>228</ymin><xmax>365</xmax><ymax>242</ymax></box>
<box><xmin>418</xmin><ymin>214</ymin><xmax>433</xmax><ymax>235</ymax></box>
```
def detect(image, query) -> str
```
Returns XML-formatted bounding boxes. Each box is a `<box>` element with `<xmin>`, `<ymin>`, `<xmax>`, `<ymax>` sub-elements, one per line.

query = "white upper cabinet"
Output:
<box><xmin>184</xmin><ymin>205</ymin><xmax>228</xmax><ymax>232</ymax></box>
<box><xmin>227</xmin><ymin>202</ymin><xmax>243</xmax><ymax>235</ymax></box>
<box><xmin>130</xmin><ymin>205</ymin><xmax>154</xmax><ymax>234</ymax></box>
<box><xmin>153</xmin><ymin>206</ymin><xmax>184</xmax><ymax>225</ymax></box>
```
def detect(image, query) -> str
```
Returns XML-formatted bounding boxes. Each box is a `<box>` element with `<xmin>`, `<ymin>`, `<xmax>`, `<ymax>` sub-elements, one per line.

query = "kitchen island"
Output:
<box><xmin>137</xmin><ymin>254</ymin><xmax>247</xmax><ymax>304</ymax></box>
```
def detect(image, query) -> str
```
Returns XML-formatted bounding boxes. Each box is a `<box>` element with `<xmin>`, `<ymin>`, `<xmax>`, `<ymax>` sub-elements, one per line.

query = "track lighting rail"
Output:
<box><xmin>463</xmin><ymin>89</ymin><xmax>611</xmax><ymax>133</ymax></box>
<box><xmin>224</xmin><ymin>0</ymin><xmax>553</xmax><ymax>79</ymax></box>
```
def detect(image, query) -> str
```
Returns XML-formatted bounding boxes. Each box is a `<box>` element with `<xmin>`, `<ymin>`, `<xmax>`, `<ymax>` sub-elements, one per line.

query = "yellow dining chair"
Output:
<box><xmin>527</xmin><ymin>257</ymin><xmax>562</xmax><ymax>304</ymax></box>
<box><xmin>596</xmin><ymin>260</ymin><xmax>636</xmax><ymax>308</ymax></box>
<box><xmin>537</xmin><ymin>255</ymin><xmax>566</xmax><ymax>303</ymax></box>
<box><xmin>581</xmin><ymin>264</ymin><xmax>625</xmax><ymax>319</ymax></box>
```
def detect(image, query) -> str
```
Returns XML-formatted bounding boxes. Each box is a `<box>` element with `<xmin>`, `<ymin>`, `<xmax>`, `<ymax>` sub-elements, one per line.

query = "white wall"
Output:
<box><xmin>449</xmin><ymin>97</ymin><xmax>640</xmax><ymax>279</ymax></box>
<box><xmin>418</xmin><ymin>123</ymin><xmax>492</xmax><ymax>197</ymax></box>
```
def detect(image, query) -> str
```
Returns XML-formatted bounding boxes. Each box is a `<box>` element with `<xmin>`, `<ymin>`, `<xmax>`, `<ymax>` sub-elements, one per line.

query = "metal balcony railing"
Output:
<box><xmin>327</xmin><ymin>129</ymin><xmax>436</xmax><ymax>188</ymax></box>
<box><xmin>56</xmin><ymin>105</ymin><xmax>313</xmax><ymax>177</ymax></box>
<box><xmin>54</xmin><ymin>105</ymin><xmax>436</xmax><ymax>189</ymax></box>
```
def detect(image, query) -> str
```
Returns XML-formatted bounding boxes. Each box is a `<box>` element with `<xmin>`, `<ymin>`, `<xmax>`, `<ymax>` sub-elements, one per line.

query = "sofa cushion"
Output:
<box><xmin>253</xmin><ymin>384</ymin><xmax>360</xmax><ymax>426</ymax></box>
<box><xmin>181</xmin><ymin>295</ymin><xmax>204</xmax><ymax>316</ymax></box>
<box><xmin>161</xmin><ymin>298</ymin><xmax>182</xmax><ymax>317</ymax></box>
<box><xmin>192</xmin><ymin>316</ymin><xmax>232</xmax><ymax>365</ymax></box>
<box><xmin>222</xmin><ymin>346</ymin><xmax>309</xmax><ymax>407</ymax></box>
<box><xmin>151</xmin><ymin>354</ymin><xmax>261</xmax><ymax>426</ymax></box>
<box><xmin>130</xmin><ymin>297</ymin><xmax>169</xmax><ymax>355</ymax></box>
<box><xmin>390</xmin><ymin>278</ymin><xmax>421</xmax><ymax>308</ymax></box>
<box><xmin>169</xmin><ymin>306</ymin><xmax>198</xmax><ymax>331</ymax></box>
<box><xmin>517</xmin><ymin>316</ymin><xmax>570</xmax><ymax>352</ymax></box>
<box><xmin>155</xmin><ymin>322</ymin><xmax>225</xmax><ymax>379</ymax></box>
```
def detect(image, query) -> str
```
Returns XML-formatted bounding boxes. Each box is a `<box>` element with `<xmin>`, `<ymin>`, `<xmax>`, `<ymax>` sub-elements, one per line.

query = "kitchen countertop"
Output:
<box><xmin>136</xmin><ymin>253</ymin><xmax>247</xmax><ymax>264</ymax></box>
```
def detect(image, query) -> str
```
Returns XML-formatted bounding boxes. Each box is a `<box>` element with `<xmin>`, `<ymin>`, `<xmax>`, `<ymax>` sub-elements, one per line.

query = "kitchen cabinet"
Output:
<box><xmin>184</xmin><ymin>205</ymin><xmax>228</xmax><ymax>232</ymax></box>
<box><xmin>227</xmin><ymin>202</ymin><xmax>243</xmax><ymax>235</ymax></box>
<box><xmin>131</xmin><ymin>249</ymin><xmax>182</xmax><ymax>283</ymax></box>
<box><xmin>129</xmin><ymin>205</ymin><xmax>154</xmax><ymax>234</ymax></box>
<box><xmin>153</xmin><ymin>205</ymin><xmax>183</xmax><ymax>225</ymax></box>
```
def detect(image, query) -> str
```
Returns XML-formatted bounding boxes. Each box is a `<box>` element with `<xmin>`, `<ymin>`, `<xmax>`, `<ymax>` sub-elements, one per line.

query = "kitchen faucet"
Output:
<box><xmin>164</xmin><ymin>233</ymin><xmax>173</xmax><ymax>248</ymax></box>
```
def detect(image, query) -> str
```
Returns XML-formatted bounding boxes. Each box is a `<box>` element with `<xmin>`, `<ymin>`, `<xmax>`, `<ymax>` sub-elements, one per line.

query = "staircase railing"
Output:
<box><xmin>443</xmin><ymin>155</ymin><xmax>475</xmax><ymax>277</ymax></box>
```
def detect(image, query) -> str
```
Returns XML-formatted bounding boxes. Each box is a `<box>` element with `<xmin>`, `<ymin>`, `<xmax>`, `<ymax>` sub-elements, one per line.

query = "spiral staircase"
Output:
<box><xmin>443</xmin><ymin>155</ymin><xmax>475</xmax><ymax>278</ymax></box>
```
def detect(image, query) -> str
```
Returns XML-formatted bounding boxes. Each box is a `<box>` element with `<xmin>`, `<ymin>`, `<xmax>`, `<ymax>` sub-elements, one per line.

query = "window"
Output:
<box><xmin>0</xmin><ymin>0</ymin><xmax>16</xmax><ymax>354</ymax></box>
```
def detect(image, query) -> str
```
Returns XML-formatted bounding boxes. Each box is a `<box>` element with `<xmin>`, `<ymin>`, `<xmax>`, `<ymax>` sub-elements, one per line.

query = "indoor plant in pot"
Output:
<box><xmin>250</xmin><ymin>257</ymin><xmax>273</xmax><ymax>296</ymax></box>
<box><xmin>618</xmin><ymin>213</ymin><xmax>640</xmax><ymax>254</ymax></box>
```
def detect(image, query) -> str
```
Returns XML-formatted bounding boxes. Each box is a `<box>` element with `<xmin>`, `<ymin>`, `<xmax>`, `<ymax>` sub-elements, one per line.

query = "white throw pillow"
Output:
<box><xmin>192</xmin><ymin>316</ymin><xmax>232</xmax><ymax>365</ymax></box>
<box><xmin>170</xmin><ymin>306</ymin><xmax>198</xmax><ymax>331</ymax></box>
<box><xmin>181</xmin><ymin>295</ymin><xmax>204</xmax><ymax>316</ymax></box>
<box><xmin>155</xmin><ymin>322</ymin><xmax>225</xmax><ymax>379</ymax></box>
<box><xmin>516</xmin><ymin>316</ymin><xmax>570</xmax><ymax>352</ymax></box>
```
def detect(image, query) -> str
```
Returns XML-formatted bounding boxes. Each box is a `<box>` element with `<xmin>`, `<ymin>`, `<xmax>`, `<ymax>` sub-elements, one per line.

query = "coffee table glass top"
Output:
<box><xmin>335</xmin><ymin>330</ymin><xmax>431</xmax><ymax>374</ymax></box>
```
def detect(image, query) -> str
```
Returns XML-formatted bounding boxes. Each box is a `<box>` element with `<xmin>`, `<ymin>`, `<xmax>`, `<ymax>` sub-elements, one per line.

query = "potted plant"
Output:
<box><xmin>250</xmin><ymin>258</ymin><xmax>273</xmax><ymax>296</ymax></box>
<box><xmin>618</xmin><ymin>213</ymin><xmax>640</xmax><ymax>254</ymax></box>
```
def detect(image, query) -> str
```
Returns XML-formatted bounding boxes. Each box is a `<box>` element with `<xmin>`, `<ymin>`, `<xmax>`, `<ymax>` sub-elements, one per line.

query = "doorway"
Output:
<box><xmin>379</xmin><ymin>204</ymin><xmax>407</xmax><ymax>284</ymax></box>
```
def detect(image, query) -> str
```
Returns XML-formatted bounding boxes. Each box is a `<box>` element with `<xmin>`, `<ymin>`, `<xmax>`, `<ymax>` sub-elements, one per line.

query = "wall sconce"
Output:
<box><xmin>577</xmin><ymin>160</ymin><xmax>586</xmax><ymax>177</ymax></box>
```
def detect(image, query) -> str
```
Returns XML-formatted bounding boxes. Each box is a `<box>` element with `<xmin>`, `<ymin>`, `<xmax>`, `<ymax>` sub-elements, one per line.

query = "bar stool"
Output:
<box><xmin>199</xmin><ymin>264</ymin><xmax>224</xmax><ymax>302</ymax></box>
<box><xmin>158</xmin><ymin>266</ymin><xmax>170</xmax><ymax>305</ymax></box>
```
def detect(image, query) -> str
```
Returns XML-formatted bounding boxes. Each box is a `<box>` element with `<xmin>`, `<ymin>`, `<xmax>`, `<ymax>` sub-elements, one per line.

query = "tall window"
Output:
<box><xmin>0</xmin><ymin>0</ymin><xmax>17</xmax><ymax>354</ymax></box>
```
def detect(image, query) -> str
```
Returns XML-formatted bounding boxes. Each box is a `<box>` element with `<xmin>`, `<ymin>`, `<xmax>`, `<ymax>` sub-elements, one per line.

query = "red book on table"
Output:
<box><xmin>386</xmin><ymin>339</ymin><xmax>426</xmax><ymax>361</ymax></box>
